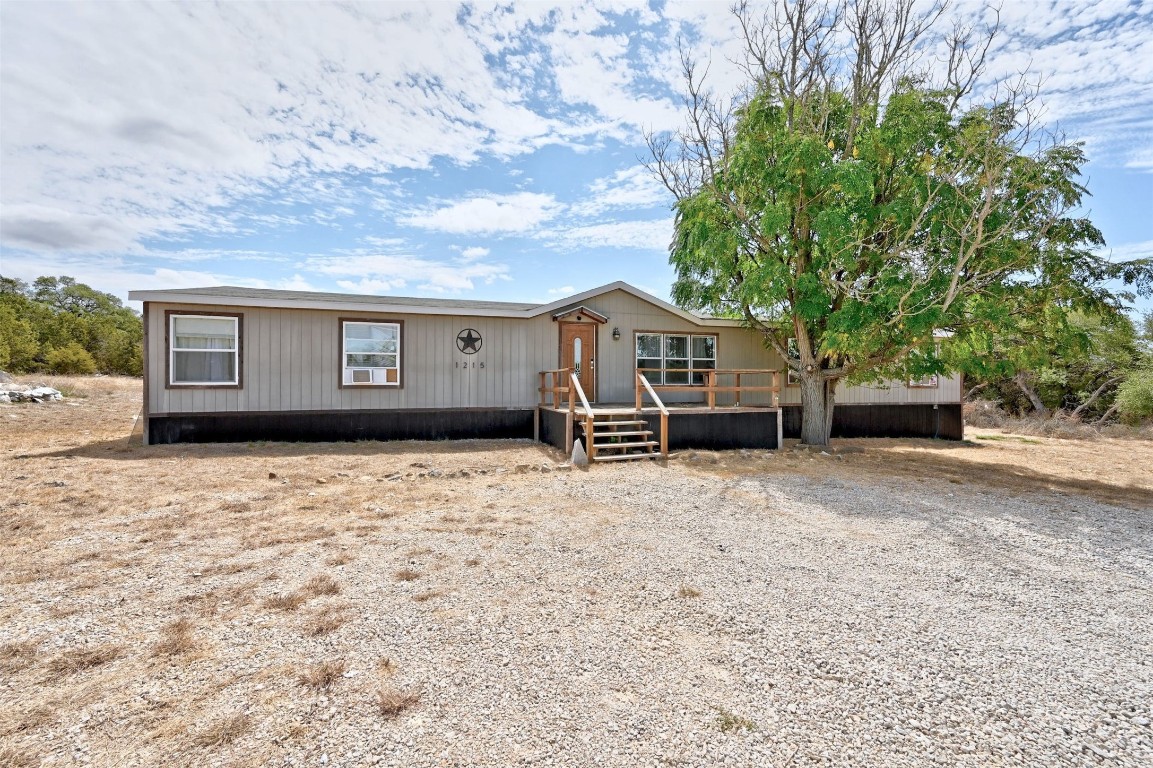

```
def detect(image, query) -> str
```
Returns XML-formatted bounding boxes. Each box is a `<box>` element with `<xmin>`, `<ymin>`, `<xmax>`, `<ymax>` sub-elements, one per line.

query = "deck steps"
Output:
<box><xmin>583</xmin><ymin>410</ymin><xmax>661</xmax><ymax>462</ymax></box>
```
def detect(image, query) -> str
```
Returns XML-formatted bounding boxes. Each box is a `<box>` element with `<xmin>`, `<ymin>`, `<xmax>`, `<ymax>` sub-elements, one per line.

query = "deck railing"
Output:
<box><xmin>570</xmin><ymin>372</ymin><xmax>598</xmax><ymax>461</ymax></box>
<box><xmin>537</xmin><ymin>368</ymin><xmax>573</xmax><ymax>409</ymax></box>
<box><xmin>635</xmin><ymin>368</ymin><xmax>781</xmax><ymax>408</ymax></box>
<box><xmin>635</xmin><ymin>372</ymin><xmax>669</xmax><ymax>457</ymax></box>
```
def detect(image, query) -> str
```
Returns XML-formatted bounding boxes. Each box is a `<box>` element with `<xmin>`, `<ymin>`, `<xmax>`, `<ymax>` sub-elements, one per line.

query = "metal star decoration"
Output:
<box><xmin>456</xmin><ymin>328</ymin><xmax>482</xmax><ymax>354</ymax></box>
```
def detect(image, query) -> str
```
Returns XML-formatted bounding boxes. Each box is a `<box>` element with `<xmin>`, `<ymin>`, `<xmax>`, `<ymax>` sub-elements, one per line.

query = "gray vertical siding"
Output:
<box><xmin>147</xmin><ymin>294</ymin><xmax>960</xmax><ymax>415</ymax></box>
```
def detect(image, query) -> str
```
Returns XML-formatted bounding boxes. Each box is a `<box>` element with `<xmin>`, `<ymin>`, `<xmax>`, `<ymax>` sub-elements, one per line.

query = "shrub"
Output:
<box><xmin>43</xmin><ymin>342</ymin><xmax>97</xmax><ymax>374</ymax></box>
<box><xmin>1116</xmin><ymin>368</ymin><xmax>1153</xmax><ymax>424</ymax></box>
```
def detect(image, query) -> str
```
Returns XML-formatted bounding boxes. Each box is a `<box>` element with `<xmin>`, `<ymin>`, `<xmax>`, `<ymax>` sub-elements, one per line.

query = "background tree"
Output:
<box><xmin>0</xmin><ymin>275</ymin><xmax>143</xmax><ymax>376</ymax></box>
<box><xmin>646</xmin><ymin>0</ymin><xmax>1153</xmax><ymax>444</ymax></box>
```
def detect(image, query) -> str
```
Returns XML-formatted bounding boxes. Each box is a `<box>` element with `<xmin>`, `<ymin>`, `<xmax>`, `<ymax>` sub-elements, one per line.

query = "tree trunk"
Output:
<box><xmin>1013</xmin><ymin>372</ymin><xmax>1050</xmax><ymax>417</ymax></box>
<box><xmin>799</xmin><ymin>372</ymin><xmax>836</xmax><ymax>446</ymax></box>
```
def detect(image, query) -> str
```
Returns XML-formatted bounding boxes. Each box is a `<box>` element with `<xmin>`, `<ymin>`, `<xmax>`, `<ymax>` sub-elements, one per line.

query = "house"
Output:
<box><xmin>127</xmin><ymin>281</ymin><xmax>962</xmax><ymax>459</ymax></box>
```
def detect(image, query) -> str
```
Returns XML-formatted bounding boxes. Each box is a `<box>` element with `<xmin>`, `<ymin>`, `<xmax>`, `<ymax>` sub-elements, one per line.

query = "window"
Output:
<box><xmin>169</xmin><ymin>314</ymin><xmax>239</xmax><ymax>386</ymax></box>
<box><xmin>636</xmin><ymin>332</ymin><xmax>716</xmax><ymax>385</ymax></box>
<box><xmin>342</xmin><ymin>320</ymin><xmax>401</xmax><ymax>386</ymax></box>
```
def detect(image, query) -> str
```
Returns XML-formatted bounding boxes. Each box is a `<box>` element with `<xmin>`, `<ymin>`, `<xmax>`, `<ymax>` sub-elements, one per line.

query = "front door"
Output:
<box><xmin>559</xmin><ymin>322</ymin><xmax>596</xmax><ymax>402</ymax></box>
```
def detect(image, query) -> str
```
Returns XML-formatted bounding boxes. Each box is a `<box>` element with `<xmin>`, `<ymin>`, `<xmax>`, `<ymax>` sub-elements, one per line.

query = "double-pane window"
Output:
<box><xmin>343</xmin><ymin>321</ymin><xmax>400</xmax><ymax>385</ymax></box>
<box><xmin>170</xmin><ymin>315</ymin><xmax>239</xmax><ymax>385</ymax></box>
<box><xmin>636</xmin><ymin>333</ymin><xmax>716</xmax><ymax>385</ymax></box>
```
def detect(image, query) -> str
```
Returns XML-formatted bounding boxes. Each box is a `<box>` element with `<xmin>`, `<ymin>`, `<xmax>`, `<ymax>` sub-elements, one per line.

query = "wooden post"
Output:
<box><xmin>533</xmin><ymin>406</ymin><xmax>540</xmax><ymax>442</ymax></box>
<box><xmin>635</xmin><ymin>372</ymin><xmax>642</xmax><ymax>411</ymax></box>
<box><xmin>565</xmin><ymin>411</ymin><xmax>573</xmax><ymax>454</ymax></box>
<box><xmin>586</xmin><ymin>415</ymin><xmax>596</xmax><ymax>461</ymax></box>
<box><xmin>660</xmin><ymin>411</ymin><xmax>668</xmax><ymax>457</ymax></box>
<box><xmin>735</xmin><ymin>372</ymin><xmax>742</xmax><ymax>407</ymax></box>
<box><xmin>539</xmin><ymin>371</ymin><xmax>546</xmax><ymax>407</ymax></box>
<box><xmin>707</xmin><ymin>370</ymin><xmax>716</xmax><ymax>409</ymax></box>
<box><xmin>772</xmin><ymin>371</ymin><xmax>780</xmax><ymax>407</ymax></box>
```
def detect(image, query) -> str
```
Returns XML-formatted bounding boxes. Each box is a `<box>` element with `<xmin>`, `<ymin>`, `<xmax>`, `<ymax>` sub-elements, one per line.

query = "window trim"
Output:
<box><xmin>634</xmin><ymin>330</ymin><xmax>718</xmax><ymax>387</ymax></box>
<box><xmin>165</xmin><ymin>310</ymin><xmax>243</xmax><ymax>389</ymax></box>
<box><xmin>338</xmin><ymin>317</ymin><xmax>405</xmax><ymax>389</ymax></box>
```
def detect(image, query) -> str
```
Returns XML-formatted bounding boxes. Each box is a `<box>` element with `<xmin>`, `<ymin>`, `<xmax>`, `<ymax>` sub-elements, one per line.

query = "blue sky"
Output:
<box><xmin>1</xmin><ymin>1</ymin><xmax>1151</xmax><ymax>315</ymax></box>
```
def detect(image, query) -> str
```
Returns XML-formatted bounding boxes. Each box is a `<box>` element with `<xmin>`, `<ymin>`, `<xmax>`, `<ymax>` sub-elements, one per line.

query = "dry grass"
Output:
<box><xmin>192</xmin><ymin>713</ymin><xmax>250</xmax><ymax>747</ymax></box>
<box><xmin>326</xmin><ymin>553</ymin><xmax>355</xmax><ymax>566</ymax></box>
<box><xmin>376</xmin><ymin>687</ymin><xmax>420</xmax><ymax>719</ymax></box>
<box><xmin>393</xmin><ymin>568</ymin><xmax>421</xmax><ymax>582</ymax></box>
<box><xmin>0</xmin><ymin>640</ymin><xmax>41</xmax><ymax>673</ymax></box>
<box><xmin>263</xmin><ymin>591</ymin><xmax>307</xmax><ymax>611</ymax></box>
<box><xmin>0</xmin><ymin>744</ymin><xmax>37</xmax><ymax>768</ymax></box>
<box><xmin>151</xmin><ymin>619</ymin><xmax>197</xmax><ymax>657</ymax></box>
<box><xmin>677</xmin><ymin>584</ymin><xmax>702</xmax><ymax>599</ymax></box>
<box><xmin>298</xmin><ymin>660</ymin><xmax>346</xmax><ymax>691</ymax></box>
<box><xmin>45</xmin><ymin>644</ymin><xmax>124</xmax><ymax>678</ymax></box>
<box><xmin>303</xmin><ymin>573</ymin><xmax>341</xmax><ymax>596</ymax></box>
<box><xmin>303</xmin><ymin>607</ymin><xmax>347</xmax><ymax>637</ymax></box>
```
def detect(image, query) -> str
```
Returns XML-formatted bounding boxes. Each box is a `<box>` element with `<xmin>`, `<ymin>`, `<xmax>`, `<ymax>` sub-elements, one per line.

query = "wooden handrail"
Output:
<box><xmin>636</xmin><ymin>372</ymin><xmax>669</xmax><ymax>457</ymax></box>
<box><xmin>570</xmin><ymin>372</ymin><xmax>594</xmax><ymax>415</ymax></box>
<box><xmin>635</xmin><ymin>372</ymin><xmax>669</xmax><ymax>416</ymax></box>
<box><xmin>636</xmin><ymin>368</ymin><xmax>781</xmax><ymax>408</ymax></box>
<box><xmin>571</xmin><ymin>372</ymin><xmax>596</xmax><ymax>461</ymax></box>
<box><xmin>537</xmin><ymin>367</ymin><xmax>573</xmax><ymax>408</ymax></box>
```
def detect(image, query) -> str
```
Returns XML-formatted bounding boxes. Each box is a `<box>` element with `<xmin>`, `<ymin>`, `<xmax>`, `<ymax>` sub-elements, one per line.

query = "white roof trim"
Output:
<box><xmin>128</xmin><ymin>281</ymin><xmax>746</xmax><ymax>327</ymax></box>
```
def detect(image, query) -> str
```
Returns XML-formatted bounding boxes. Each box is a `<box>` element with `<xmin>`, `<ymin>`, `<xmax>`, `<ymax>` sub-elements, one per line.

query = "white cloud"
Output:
<box><xmin>548</xmin><ymin>285</ymin><xmax>576</xmax><ymax>295</ymax></box>
<box><xmin>303</xmin><ymin>252</ymin><xmax>510</xmax><ymax>293</ymax></box>
<box><xmin>545</xmin><ymin>218</ymin><xmax>673</xmax><ymax>251</ymax></box>
<box><xmin>403</xmin><ymin>193</ymin><xmax>563</xmax><ymax>234</ymax></box>
<box><xmin>459</xmin><ymin>246</ymin><xmax>491</xmax><ymax>261</ymax></box>
<box><xmin>573</xmin><ymin>165</ymin><xmax>671</xmax><ymax>215</ymax></box>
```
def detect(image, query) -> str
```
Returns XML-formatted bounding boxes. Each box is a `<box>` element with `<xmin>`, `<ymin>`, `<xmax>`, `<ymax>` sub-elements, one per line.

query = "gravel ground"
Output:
<box><xmin>1</xmin><ymin>381</ymin><xmax>1150</xmax><ymax>767</ymax></box>
<box><xmin>6</xmin><ymin>451</ymin><xmax>1151</xmax><ymax>767</ymax></box>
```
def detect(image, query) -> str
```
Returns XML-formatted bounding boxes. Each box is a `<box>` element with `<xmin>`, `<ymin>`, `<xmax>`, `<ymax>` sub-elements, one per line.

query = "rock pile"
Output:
<box><xmin>0</xmin><ymin>385</ymin><xmax>64</xmax><ymax>403</ymax></box>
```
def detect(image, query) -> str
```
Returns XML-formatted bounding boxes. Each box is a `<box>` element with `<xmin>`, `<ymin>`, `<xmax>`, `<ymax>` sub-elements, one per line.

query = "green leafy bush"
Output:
<box><xmin>44</xmin><ymin>342</ymin><xmax>98</xmax><ymax>374</ymax></box>
<box><xmin>1116</xmin><ymin>368</ymin><xmax>1153</xmax><ymax>424</ymax></box>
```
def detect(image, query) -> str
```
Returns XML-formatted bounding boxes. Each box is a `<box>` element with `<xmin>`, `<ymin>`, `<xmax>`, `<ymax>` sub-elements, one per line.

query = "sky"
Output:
<box><xmin>1</xmin><ymin>0</ymin><xmax>1151</xmax><ymax>315</ymax></box>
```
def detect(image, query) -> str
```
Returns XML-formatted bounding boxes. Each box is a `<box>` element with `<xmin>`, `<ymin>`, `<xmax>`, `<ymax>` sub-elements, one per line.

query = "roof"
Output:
<box><xmin>128</xmin><ymin>281</ymin><xmax>744</xmax><ymax>327</ymax></box>
<box><xmin>134</xmin><ymin>285</ymin><xmax>538</xmax><ymax>312</ymax></box>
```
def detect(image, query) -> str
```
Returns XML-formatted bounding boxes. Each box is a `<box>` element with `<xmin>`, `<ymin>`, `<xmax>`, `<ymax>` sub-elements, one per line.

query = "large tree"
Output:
<box><xmin>647</xmin><ymin>0</ymin><xmax>1152</xmax><ymax>444</ymax></box>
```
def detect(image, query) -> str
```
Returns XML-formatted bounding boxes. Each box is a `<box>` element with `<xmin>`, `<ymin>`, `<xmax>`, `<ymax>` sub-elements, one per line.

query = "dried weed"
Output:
<box><xmin>0</xmin><ymin>639</ymin><xmax>41</xmax><ymax>672</ymax></box>
<box><xmin>376</xmin><ymin>687</ymin><xmax>420</xmax><ymax>719</ymax></box>
<box><xmin>46</xmin><ymin>643</ymin><xmax>124</xmax><ymax>678</ymax></box>
<box><xmin>677</xmin><ymin>584</ymin><xmax>702</xmax><ymax>598</ymax></box>
<box><xmin>393</xmin><ymin>568</ymin><xmax>421</xmax><ymax>582</ymax></box>
<box><xmin>263</xmin><ymin>591</ymin><xmax>307</xmax><ymax>611</ymax></box>
<box><xmin>152</xmin><ymin>618</ymin><xmax>197</xmax><ymax>657</ymax></box>
<box><xmin>304</xmin><ymin>607</ymin><xmax>347</xmax><ymax>637</ymax></box>
<box><xmin>303</xmin><ymin>574</ymin><xmax>341</xmax><ymax>596</ymax></box>
<box><xmin>193</xmin><ymin>713</ymin><xmax>251</xmax><ymax>747</ymax></box>
<box><xmin>298</xmin><ymin>660</ymin><xmax>346</xmax><ymax>691</ymax></box>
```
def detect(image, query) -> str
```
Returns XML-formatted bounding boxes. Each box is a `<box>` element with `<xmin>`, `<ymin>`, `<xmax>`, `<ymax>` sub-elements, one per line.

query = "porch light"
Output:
<box><xmin>612</xmin><ymin>327</ymin><xmax>621</xmax><ymax>341</ymax></box>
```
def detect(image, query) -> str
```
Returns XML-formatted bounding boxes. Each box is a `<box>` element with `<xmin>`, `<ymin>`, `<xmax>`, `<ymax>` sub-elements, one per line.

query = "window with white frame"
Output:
<box><xmin>169</xmin><ymin>314</ymin><xmax>239</xmax><ymax>386</ymax></box>
<box><xmin>908</xmin><ymin>340</ymin><xmax>942</xmax><ymax>388</ymax></box>
<box><xmin>636</xmin><ymin>332</ymin><xmax>716</xmax><ymax>385</ymax></box>
<box><xmin>342</xmin><ymin>320</ymin><xmax>400</xmax><ymax>386</ymax></box>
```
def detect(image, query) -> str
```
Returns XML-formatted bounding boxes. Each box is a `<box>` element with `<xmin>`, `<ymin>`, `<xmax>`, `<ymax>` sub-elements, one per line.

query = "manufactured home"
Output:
<box><xmin>127</xmin><ymin>282</ymin><xmax>962</xmax><ymax>460</ymax></box>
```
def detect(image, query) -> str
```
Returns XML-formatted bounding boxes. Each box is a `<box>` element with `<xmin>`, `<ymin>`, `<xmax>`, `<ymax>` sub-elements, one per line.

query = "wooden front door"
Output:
<box><xmin>559</xmin><ymin>322</ymin><xmax>597</xmax><ymax>401</ymax></box>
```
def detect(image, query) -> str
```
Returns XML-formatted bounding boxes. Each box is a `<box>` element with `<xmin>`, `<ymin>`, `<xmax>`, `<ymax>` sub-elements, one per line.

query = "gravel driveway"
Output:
<box><xmin>253</xmin><ymin>460</ymin><xmax>1152</xmax><ymax>767</ymax></box>
<box><xmin>3</xmin><ymin>440</ymin><xmax>1151</xmax><ymax>768</ymax></box>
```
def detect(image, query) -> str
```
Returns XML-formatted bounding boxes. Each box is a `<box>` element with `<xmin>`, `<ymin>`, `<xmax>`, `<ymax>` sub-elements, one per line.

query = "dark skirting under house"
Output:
<box><xmin>780</xmin><ymin>403</ymin><xmax>963</xmax><ymax>441</ymax></box>
<box><xmin>146</xmin><ymin>408</ymin><xmax>536</xmax><ymax>445</ymax></box>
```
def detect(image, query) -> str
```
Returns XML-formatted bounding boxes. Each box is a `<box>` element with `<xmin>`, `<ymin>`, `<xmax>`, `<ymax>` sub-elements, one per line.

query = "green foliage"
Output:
<box><xmin>0</xmin><ymin>275</ymin><xmax>142</xmax><ymax>376</ymax></box>
<box><xmin>1115</xmin><ymin>367</ymin><xmax>1153</xmax><ymax>424</ymax></box>
<box><xmin>44</xmin><ymin>342</ymin><xmax>98</xmax><ymax>375</ymax></box>
<box><xmin>656</xmin><ymin>4</ymin><xmax>1153</xmax><ymax>444</ymax></box>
